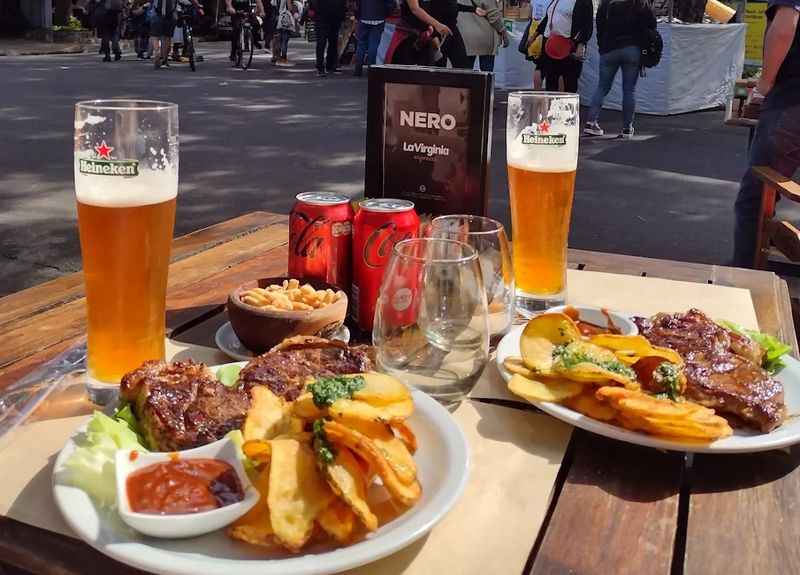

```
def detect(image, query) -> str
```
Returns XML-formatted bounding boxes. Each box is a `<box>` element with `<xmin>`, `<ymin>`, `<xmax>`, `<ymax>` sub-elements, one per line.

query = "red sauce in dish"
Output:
<box><xmin>129</xmin><ymin>451</ymin><xmax>139</xmax><ymax>462</ymax></box>
<box><xmin>562</xmin><ymin>306</ymin><xmax>622</xmax><ymax>336</ymax></box>
<box><xmin>126</xmin><ymin>458</ymin><xmax>244</xmax><ymax>515</ymax></box>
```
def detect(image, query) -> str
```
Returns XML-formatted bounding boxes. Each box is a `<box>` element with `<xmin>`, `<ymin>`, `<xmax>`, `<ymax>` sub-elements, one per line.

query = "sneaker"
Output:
<box><xmin>618</xmin><ymin>127</ymin><xmax>635</xmax><ymax>140</ymax></box>
<box><xmin>317</xmin><ymin>69</ymin><xmax>327</xmax><ymax>77</ymax></box>
<box><xmin>583</xmin><ymin>122</ymin><xmax>603</xmax><ymax>136</ymax></box>
<box><xmin>329</xmin><ymin>68</ymin><xmax>342</xmax><ymax>75</ymax></box>
<box><xmin>102</xmin><ymin>55</ymin><xmax>111</xmax><ymax>62</ymax></box>
<box><xmin>114</xmin><ymin>53</ymin><xmax>121</xmax><ymax>61</ymax></box>
<box><xmin>353</xmin><ymin>65</ymin><xmax>362</xmax><ymax>77</ymax></box>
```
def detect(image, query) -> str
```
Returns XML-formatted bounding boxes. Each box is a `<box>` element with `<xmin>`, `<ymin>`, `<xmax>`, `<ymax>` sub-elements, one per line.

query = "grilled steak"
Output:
<box><xmin>634</xmin><ymin>309</ymin><xmax>785</xmax><ymax>432</ymax></box>
<box><xmin>120</xmin><ymin>360</ymin><xmax>250</xmax><ymax>452</ymax></box>
<box><xmin>239</xmin><ymin>340</ymin><xmax>374</xmax><ymax>401</ymax></box>
<box><xmin>119</xmin><ymin>339</ymin><xmax>375</xmax><ymax>451</ymax></box>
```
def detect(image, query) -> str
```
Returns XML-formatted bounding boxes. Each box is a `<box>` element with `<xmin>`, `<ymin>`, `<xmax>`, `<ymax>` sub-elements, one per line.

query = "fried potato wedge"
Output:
<box><xmin>596</xmin><ymin>386</ymin><xmax>733</xmax><ymax>441</ymax></box>
<box><xmin>317</xmin><ymin>498</ymin><xmax>357</xmax><ymax>543</ymax></box>
<box><xmin>244</xmin><ymin>387</ymin><xmax>290</xmax><ymax>441</ymax></box>
<box><xmin>268</xmin><ymin>439</ymin><xmax>335</xmax><ymax>551</ymax></box>
<box><xmin>391</xmin><ymin>421</ymin><xmax>418</xmax><ymax>454</ymax></box>
<box><xmin>323</xmin><ymin>421</ymin><xmax>422</xmax><ymax>507</ymax></box>
<box><xmin>508</xmin><ymin>373</ymin><xmax>583</xmax><ymax>403</ymax></box>
<box><xmin>590</xmin><ymin>334</ymin><xmax>684</xmax><ymax>367</ymax></box>
<box><xmin>322</xmin><ymin>445</ymin><xmax>379</xmax><ymax>532</ymax></box>
<box><xmin>352</xmin><ymin>372</ymin><xmax>412</xmax><ymax>406</ymax></box>
<box><xmin>563</xmin><ymin>392</ymin><xmax>617</xmax><ymax>421</ymax></box>
<box><xmin>229</xmin><ymin>466</ymin><xmax>278</xmax><ymax>549</ymax></box>
<box><xmin>520</xmin><ymin>313</ymin><xmax>582</xmax><ymax>373</ymax></box>
<box><xmin>503</xmin><ymin>357</ymin><xmax>537</xmax><ymax>379</ymax></box>
<box><xmin>293</xmin><ymin>393</ymin><xmax>323</xmax><ymax>419</ymax></box>
<box><xmin>328</xmin><ymin>398</ymin><xmax>414</xmax><ymax>423</ymax></box>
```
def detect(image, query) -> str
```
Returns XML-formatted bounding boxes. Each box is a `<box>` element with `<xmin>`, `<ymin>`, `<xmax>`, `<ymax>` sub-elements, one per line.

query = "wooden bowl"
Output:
<box><xmin>227</xmin><ymin>277</ymin><xmax>348</xmax><ymax>354</ymax></box>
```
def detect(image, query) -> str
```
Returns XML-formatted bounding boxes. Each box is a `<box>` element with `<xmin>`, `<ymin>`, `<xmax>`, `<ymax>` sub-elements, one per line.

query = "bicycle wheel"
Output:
<box><xmin>235</xmin><ymin>29</ymin><xmax>243</xmax><ymax>68</ymax></box>
<box><xmin>186</xmin><ymin>28</ymin><xmax>196</xmax><ymax>72</ymax></box>
<box><xmin>242</xmin><ymin>27</ymin><xmax>254</xmax><ymax>71</ymax></box>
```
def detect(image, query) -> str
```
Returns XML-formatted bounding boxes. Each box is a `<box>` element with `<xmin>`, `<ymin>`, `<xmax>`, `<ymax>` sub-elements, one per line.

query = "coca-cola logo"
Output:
<box><xmin>363</xmin><ymin>222</ymin><xmax>412</xmax><ymax>269</ymax></box>
<box><xmin>292</xmin><ymin>212</ymin><xmax>326</xmax><ymax>259</ymax></box>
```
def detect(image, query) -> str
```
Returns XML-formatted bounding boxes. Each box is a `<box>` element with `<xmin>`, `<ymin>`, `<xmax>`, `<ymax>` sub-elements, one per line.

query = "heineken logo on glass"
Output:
<box><xmin>522</xmin><ymin>122</ymin><xmax>567</xmax><ymax>146</ymax></box>
<box><xmin>79</xmin><ymin>141</ymin><xmax>139</xmax><ymax>176</ymax></box>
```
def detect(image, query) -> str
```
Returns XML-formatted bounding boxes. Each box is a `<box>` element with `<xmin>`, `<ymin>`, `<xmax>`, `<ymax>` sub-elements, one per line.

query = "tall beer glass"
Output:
<box><xmin>74</xmin><ymin>100</ymin><xmax>178</xmax><ymax>404</ymax></box>
<box><xmin>506</xmin><ymin>92</ymin><xmax>579</xmax><ymax>316</ymax></box>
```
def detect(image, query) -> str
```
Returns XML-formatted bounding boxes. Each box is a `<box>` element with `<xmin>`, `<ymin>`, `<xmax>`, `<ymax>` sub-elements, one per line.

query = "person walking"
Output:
<box><xmin>352</xmin><ymin>0</ymin><xmax>388</xmax><ymax>76</ymax></box>
<box><xmin>456</xmin><ymin>0</ymin><xmax>508</xmax><ymax>72</ymax></box>
<box><xmin>152</xmin><ymin>0</ymin><xmax>178</xmax><ymax>67</ymax></box>
<box><xmin>583</xmin><ymin>0</ymin><xmax>655</xmax><ymax>139</ymax></box>
<box><xmin>100</xmin><ymin>0</ymin><xmax>125</xmax><ymax>61</ymax></box>
<box><xmin>733</xmin><ymin>0</ymin><xmax>800</xmax><ymax>267</ymax></box>
<box><xmin>274</xmin><ymin>0</ymin><xmax>298</xmax><ymax>64</ymax></box>
<box><xmin>402</xmin><ymin>0</ymin><xmax>469</xmax><ymax>68</ymax></box>
<box><xmin>131</xmin><ymin>0</ymin><xmax>151</xmax><ymax>58</ymax></box>
<box><xmin>313</xmin><ymin>0</ymin><xmax>346</xmax><ymax>76</ymax></box>
<box><xmin>535</xmin><ymin>0</ymin><xmax>593</xmax><ymax>92</ymax></box>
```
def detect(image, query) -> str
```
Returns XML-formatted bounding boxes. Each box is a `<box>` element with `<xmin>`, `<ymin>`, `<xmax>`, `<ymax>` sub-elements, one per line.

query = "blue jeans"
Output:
<box><xmin>733</xmin><ymin>103</ymin><xmax>800</xmax><ymax>267</ymax></box>
<box><xmin>278</xmin><ymin>28</ymin><xmax>290</xmax><ymax>59</ymax></box>
<box><xmin>588</xmin><ymin>45</ymin><xmax>641</xmax><ymax>129</ymax></box>
<box><xmin>354</xmin><ymin>21</ymin><xmax>385</xmax><ymax>68</ymax></box>
<box><xmin>466</xmin><ymin>54</ymin><xmax>495</xmax><ymax>72</ymax></box>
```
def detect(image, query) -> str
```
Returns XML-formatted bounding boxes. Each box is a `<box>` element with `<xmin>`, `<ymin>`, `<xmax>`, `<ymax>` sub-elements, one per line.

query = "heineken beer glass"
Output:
<box><xmin>74</xmin><ymin>100</ymin><xmax>178</xmax><ymax>404</ymax></box>
<box><xmin>506</xmin><ymin>92</ymin><xmax>579</xmax><ymax>316</ymax></box>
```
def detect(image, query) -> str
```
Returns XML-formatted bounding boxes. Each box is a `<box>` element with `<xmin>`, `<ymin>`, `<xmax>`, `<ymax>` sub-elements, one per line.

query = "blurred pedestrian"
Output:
<box><xmin>152</xmin><ymin>0</ymin><xmax>178</xmax><ymax>68</ymax></box>
<box><xmin>733</xmin><ymin>0</ymin><xmax>800</xmax><ymax>267</ymax></box>
<box><xmin>457</xmin><ymin>0</ymin><xmax>508</xmax><ymax>72</ymax></box>
<box><xmin>313</xmin><ymin>0</ymin><xmax>346</xmax><ymax>76</ymax></box>
<box><xmin>535</xmin><ymin>0</ymin><xmax>593</xmax><ymax>92</ymax></box>
<box><xmin>353</xmin><ymin>0</ymin><xmax>388</xmax><ymax>76</ymax></box>
<box><xmin>131</xmin><ymin>0</ymin><xmax>151</xmax><ymax>58</ymax></box>
<box><xmin>101</xmin><ymin>0</ymin><xmax>125</xmax><ymax>61</ymax></box>
<box><xmin>402</xmin><ymin>0</ymin><xmax>469</xmax><ymax>68</ymax></box>
<box><xmin>584</xmin><ymin>0</ymin><xmax>656</xmax><ymax>139</ymax></box>
<box><xmin>274</xmin><ymin>0</ymin><xmax>298</xmax><ymax>64</ymax></box>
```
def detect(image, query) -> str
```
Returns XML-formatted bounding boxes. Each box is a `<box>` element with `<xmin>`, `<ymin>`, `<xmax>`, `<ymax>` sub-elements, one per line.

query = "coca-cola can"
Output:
<box><xmin>351</xmin><ymin>198</ymin><xmax>420</xmax><ymax>332</ymax></box>
<box><xmin>288</xmin><ymin>192</ymin><xmax>353</xmax><ymax>290</ymax></box>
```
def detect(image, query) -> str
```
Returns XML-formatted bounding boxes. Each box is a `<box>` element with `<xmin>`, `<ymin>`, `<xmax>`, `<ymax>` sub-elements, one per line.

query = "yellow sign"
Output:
<box><xmin>745</xmin><ymin>2</ymin><xmax>768</xmax><ymax>65</ymax></box>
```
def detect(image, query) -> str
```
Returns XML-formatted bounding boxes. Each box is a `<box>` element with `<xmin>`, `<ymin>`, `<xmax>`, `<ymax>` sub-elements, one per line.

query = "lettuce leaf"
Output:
<box><xmin>63</xmin><ymin>411</ymin><xmax>146</xmax><ymax>506</ymax></box>
<box><xmin>718</xmin><ymin>320</ymin><xmax>792</xmax><ymax>374</ymax></box>
<box><xmin>216</xmin><ymin>364</ymin><xmax>242</xmax><ymax>388</ymax></box>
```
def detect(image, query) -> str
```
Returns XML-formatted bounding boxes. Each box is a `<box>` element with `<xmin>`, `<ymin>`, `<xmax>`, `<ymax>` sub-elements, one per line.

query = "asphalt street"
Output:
<box><xmin>0</xmin><ymin>41</ymin><xmax>788</xmax><ymax>296</ymax></box>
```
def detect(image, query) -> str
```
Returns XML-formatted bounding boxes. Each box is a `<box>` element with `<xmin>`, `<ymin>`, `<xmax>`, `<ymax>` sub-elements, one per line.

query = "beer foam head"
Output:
<box><xmin>506</xmin><ymin>96</ymin><xmax>579</xmax><ymax>173</ymax></box>
<box><xmin>75</xmin><ymin>155</ymin><xmax>178</xmax><ymax>207</ymax></box>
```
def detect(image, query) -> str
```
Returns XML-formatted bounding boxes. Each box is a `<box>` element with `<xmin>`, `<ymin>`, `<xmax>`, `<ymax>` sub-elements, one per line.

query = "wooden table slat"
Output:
<box><xmin>0</xmin><ymin>212</ymin><xmax>283</xmax><ymax>330</ymax></box>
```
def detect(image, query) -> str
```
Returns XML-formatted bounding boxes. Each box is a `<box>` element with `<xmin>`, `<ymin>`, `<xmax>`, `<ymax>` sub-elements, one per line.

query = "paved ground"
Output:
<box><xmin>1</xmin><ymin>41</ymin><xmax>793</xmax><ymax>296</ymax></box>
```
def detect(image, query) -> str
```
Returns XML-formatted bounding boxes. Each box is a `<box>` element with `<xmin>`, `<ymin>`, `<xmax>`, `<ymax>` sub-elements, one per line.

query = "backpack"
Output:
<box><xmin>639</xmin><ymin>27</ymin><xmax>662</xmax><ymax>68</ymax></box>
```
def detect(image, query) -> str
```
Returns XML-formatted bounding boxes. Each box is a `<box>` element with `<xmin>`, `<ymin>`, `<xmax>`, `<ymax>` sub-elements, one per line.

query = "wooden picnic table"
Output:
<box><xmin>1</xmin><ymin>211</ymin><xmax>799</xmax><ymax>575</ymax></box>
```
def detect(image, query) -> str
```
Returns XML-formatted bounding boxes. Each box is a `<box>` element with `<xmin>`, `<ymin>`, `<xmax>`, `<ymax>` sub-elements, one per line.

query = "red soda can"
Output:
<box><xmin>288</xmin><ymin>192</ymin><xmax>353</xmax><ymax>290</ymax></box>
<box><xmin>351</xmin><ymin>198</ymin><xmax>420</xmax><ymax>332</ymax></box>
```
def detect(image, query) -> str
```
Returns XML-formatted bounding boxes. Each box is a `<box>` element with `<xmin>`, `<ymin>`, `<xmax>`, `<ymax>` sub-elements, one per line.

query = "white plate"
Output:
<box><xmin>52</xmin><ymin>363</ymin><xmax>470</xmax><ymax>575</ymax></box>
<box><xmin>496</xmin><ymin>324</ymin><xmax>800</xmax><ymax>454</ymax></box>
<box><xmin>215</xmin><ymin>322</ymin><xmax>352</xmax><ymax>362</ymax></box>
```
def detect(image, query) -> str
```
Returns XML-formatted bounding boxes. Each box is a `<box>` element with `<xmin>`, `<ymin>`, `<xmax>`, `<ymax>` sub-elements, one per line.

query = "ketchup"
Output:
<box><xmin>126</xmin><ymin>458</ymin><xmax>243</xmax><ymax>515</ymax></box>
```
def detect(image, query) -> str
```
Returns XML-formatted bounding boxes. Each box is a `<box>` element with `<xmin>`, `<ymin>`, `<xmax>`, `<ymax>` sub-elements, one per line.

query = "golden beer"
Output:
<box><xmin>506</xmin><ymin>91</ymin><xmax>579</xmax><ymax>314</ymax></box>
<box><xmin>507</xmin><ymin>165</ymin><xmax>576</xmax><ymax>295</ymax></box>
<box><xmin>77</xmin><ymin>197</ymin><xmax>176</xmax><ymax>383</ymax></box>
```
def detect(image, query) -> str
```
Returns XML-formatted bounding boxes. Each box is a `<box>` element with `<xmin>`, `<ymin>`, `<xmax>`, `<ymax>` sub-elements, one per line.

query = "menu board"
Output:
<box><xmin>364</xmin><ymin>66</ymin><xmax>493</xmax><ymax>218</ymax></box>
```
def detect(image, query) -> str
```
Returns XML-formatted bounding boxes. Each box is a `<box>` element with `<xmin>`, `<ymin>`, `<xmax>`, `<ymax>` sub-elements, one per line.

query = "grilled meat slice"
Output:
<box><xmin>120</xmin><ymin>360</ymin><xmax>250</xmax><ymax>452</ymax></box>
<box><xmin>634</xmin><ymin>309</ymin><xmax>785</xmax><ymax>432</ymax></box>
<box><xmin>239</xmin><ymin>343</ymin><xmax>375</xmax><ymax>401</ymax></box>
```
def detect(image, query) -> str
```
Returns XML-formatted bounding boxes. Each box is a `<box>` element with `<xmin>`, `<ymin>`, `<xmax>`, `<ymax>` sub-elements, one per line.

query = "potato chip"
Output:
<box><xmin>520</xmin><ymin>313</ymin><xmax>582</xmax><ymax>373</ymax></box>
<box><xmin>268</xmin><ymin>439</ymin><xmax>335</xmax><ymax>551</ymax></box>
<box><xmin>551</xmin><ymin>341</ymin><xmax>639</xmax><ymax>389</ymax></box>
<box><xmin>322</xmin><ymin>445</ymin><xmax>379</xmax><ymax>531</ymax></box>
<box><xmin>391</xmin><ymin>421</ymin><xmax>418</xmax><ymax>454</ymax></box>
<box><xmin>229</xmin><ymin>466</ymin><xmax>277</xmax><ymax>548</ymax></box>
<box><xmin>244</xmin><ymin>387</ymin><xmax>289</xmax><ymax>441</ymax></box>
<box><xmin>317</xmin><ymin>498</ymin><xmax>357</xmax><ymax>543</ymax></box>
<box><xmin>323</xmin><ymin>421</ymin><xmax>422</xmax><ymax>507</ymax></box>
<box><xmin>508</xmin><ymin>373</ymin><xmax>583</xmax><ymax>403</ymax></box>
<box><xmin>503</xmin><ymin>357</ymin><xmax>537</xmax><ymax>379</ymax></box>
<box><xmin>352</xmin><ymin>372</ymin><xmax>412</xmax><ymax>406</ymax></box>
<box><xmin>589</xmin><ymin>334</ymin><xmax>683</xmax><ymax>367</ymax></box>
<box><xmin>563</xmin><ymin>392</ymin><xmax>617</xmax><ymax>421</ymax></box>
<box><xmin>331</xmin><ymin>417</ymin><xmax>417</xmax><ymax>486</ymax></box>
<box><xmin>328</xmin><ymin>398</ymin><xmax>414</xmax><ymax>423</ymax></box>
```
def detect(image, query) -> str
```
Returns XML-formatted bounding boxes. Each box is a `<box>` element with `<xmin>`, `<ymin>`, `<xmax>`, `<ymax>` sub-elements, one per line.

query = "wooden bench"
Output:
<box><xmin>754</xmin><ymin>166</ymin><xmax>800</xmax><ymax>270</ymax></box>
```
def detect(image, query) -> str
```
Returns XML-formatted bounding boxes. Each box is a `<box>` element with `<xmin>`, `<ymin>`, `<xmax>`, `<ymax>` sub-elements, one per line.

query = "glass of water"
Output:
<box><xmin>372</xmin><ymin>238</ymin><xmax>490</xmax><ymax>407</ymax></box>
<box><xmin>429</xmin><ymin>215</ymin><xmax>514</xmax><ymax>347</ymax></box>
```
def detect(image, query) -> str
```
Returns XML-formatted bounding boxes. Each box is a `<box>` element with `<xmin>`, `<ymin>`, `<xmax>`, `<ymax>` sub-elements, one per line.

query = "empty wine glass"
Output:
<box><xmin>372</xmin><ymin>238</ymin><xmax>490</xmax><ymax>407</ymax></box>
<box><xmin>430</xmin><ymin>215</ymin><xmax>514</xmax><ymax>347</ymax></box>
